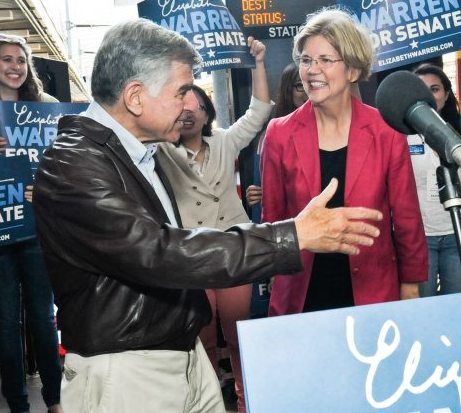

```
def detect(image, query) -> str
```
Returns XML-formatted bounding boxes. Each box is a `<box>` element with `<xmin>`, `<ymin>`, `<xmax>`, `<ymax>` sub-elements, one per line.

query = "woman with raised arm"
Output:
<box><xmin>157</xmin><ymin>37</ymin><xmax>271</xmax><ymax>413</ymax></box>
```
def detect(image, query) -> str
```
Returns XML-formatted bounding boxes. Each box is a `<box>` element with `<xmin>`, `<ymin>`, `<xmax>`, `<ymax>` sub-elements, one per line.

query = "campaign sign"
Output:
<box><xmin>238</xmin><ymin>294</ymin><xmax>461</xmax><ymax>413</ymax></box>
<box><xmin>0</xmin><ymin>101</ymin><xmax>88</xmax><ymax>243</ymax></box>
<box><xmin>0</xmin><ymin>155</ymin><xmax>35</xmax><ymax>245</ymax></box>
<box><xmin>227</xmin><ymin>0</ymin><xmax>329</xmax><ymax>39</ymax></box>
<box><xmin>0</xmin><ymin>101</ymin><xmax>89</xmax><ymax>172</ymax></box>
<box><xmin>338</xmin><ymin>0</ymin><xmax>461</xmax><ymax>72</ymax></box>
<box><xmin>137</xmin><ymin>0</ymin><xmax>255</xmax><ymax>71</ymax></box>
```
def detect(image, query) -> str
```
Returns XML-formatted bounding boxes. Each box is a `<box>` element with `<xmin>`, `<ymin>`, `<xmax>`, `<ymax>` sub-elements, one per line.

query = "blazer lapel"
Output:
<box><xmin>106</xmin><ymin>134</ymin><xmax>172</xmax><ymax>225</ymax></box>
<box><xmin>165</xmin><ymin>144</ymin><xmax>216</xmax><ymax>197</ymax></box>
<box><xmin>345</xmin><ymin>99</ymin><xmax>374</xmax><ymax>200</ymax></box>
<box><xmin>290</xmin><ymin>104</ymin><xmax>321</xmax><ymax>199</ymax></box>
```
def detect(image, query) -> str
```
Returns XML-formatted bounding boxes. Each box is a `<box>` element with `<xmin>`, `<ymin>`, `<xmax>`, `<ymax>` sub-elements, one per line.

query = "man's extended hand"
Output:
<box><xmin>294</xmin><ymin>178</ymin><xmax>383</xmax><ymax>255</ymax></box>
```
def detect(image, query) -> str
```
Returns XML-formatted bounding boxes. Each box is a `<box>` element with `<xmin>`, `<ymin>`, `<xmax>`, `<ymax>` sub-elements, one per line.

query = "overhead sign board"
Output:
<box><xmin>228</xmin><ymin>0</ymin><xmax>461</xmax><ymax>72</ymax></box>
<box><xmin>138</xmin><ymin>0</ymin><xmax>255</xmax><ymax>71</ymax></box>
<box><xmin>227</xmin><ymin>0</ymin><xmax>329</xmax><ymax>39</ymax></box>
<box><xmin>338</xmin><ymin>0</ymin><xmax>461</xmax><ymax>72</ymax></box>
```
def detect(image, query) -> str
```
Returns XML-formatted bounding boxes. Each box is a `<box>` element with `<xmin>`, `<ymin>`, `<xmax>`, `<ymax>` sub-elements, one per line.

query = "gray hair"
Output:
<box><xmin>91</xmin><ymin>18</ymin><xmax>202</xmax><ymax>105</ymax></box>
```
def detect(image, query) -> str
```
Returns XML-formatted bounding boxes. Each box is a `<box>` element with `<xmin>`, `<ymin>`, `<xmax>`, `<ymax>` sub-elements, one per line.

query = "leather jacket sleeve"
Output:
<box><xmin>34</xmin><ymin>129</ymin><xmax>302</xmax><ymax>290</ymax></box>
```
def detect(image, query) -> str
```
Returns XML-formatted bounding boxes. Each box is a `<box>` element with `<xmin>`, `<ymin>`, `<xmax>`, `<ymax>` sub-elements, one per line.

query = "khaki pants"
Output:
<box><xmin>61</xmin><ymin>339</ymin><xmax>225</xmax><ymax>413</ymax></box>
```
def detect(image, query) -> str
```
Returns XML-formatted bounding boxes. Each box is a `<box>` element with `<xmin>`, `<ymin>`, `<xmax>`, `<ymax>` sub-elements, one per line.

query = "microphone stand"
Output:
<box><xmin>436</xmin><ymin>161</ymin><xmax>461</xmax><ymax>258</ymax></box>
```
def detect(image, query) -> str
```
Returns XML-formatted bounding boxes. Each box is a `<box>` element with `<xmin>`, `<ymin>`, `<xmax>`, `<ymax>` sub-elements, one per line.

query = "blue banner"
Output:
<box><xmin>1</xmin><ymin>101</ymin><xmax>88</xmax><ymax>172</ymax></box>
<box><xmin>137</xmin><ymin>0</ymin><xmax>255</xmax><ymax>71</ymax></box>
<box><xmin>0</xmin><ymin>155</ymin><xmax>34</xmax><ymax>246</ymax></box>
<box><xmin>338</xmin><ymin>0</ymin><xmax>461</xmax><ymax>72</ymax></box>
<box><xmin>0</xmin><ymin>101</ymin><xmax>89</xmax><ymax>244</ymax></box>
<box><xmin>238</xmin><ymin>294</ymin><xmax>461</xmax><ymax>413</ymax></box>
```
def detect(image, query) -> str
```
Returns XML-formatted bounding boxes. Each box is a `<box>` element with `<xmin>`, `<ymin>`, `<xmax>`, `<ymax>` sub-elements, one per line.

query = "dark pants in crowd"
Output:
<box><xmin>0</xmin><ymin>239</ymin><xmax>61</xmax><ymax>413</ymax></box>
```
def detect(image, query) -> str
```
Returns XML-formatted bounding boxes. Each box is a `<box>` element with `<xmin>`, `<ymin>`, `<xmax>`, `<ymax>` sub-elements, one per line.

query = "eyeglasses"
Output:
<box><xmin>296</xmin><ymin>56</ymin><xmax>343</xmax><ymax>70</ymax></box>
<box><xmin>198</xmin><ymin>104</ymin><xmax>206</xmax><ymax>112</ymax></box>
<box><xmin>293</xmin><ymin>82</ymin><xmax>304</xmax><ymax>93</ymax></box>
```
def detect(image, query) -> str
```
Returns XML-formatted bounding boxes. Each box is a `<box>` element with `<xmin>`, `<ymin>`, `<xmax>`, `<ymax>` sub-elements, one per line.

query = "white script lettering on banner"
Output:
<box><xmin>362</xmin><ymin>0</ymin><xmax>390</xmax><ymax>12</ymax></box>
<box><xmin>346</xmin><ymin>315</ymin><xmax>461</xmax><ymax>411</ymax></box>
<box><xmin>14</xmin><ymin>102</ymin><xmax>61</xmax><ymax>135</ymax></box>
<box><xmin>159</xmin><ymin>0</ymin><xmax>226</xmax><ymax>18</ymax></box>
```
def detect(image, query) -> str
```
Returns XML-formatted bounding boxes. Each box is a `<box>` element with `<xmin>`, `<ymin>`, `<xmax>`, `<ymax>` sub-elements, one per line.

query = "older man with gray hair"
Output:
<box><xmin>33</xmin><ymin>18</ymin><xmax>382</xmax><ymax>413</ymax></box>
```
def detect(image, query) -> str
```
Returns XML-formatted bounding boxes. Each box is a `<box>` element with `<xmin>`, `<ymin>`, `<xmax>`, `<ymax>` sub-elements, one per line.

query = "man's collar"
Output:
<box><xmin>83</xmin><ymin>101</ymin><xmax>151</xmax><ymax>165</ymax></box>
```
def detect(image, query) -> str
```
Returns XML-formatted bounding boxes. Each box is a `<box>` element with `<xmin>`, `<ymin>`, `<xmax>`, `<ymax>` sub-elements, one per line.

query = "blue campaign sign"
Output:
<box><xmin>137</xmin><ymin>0</ymin><xmax>255</xmax><ymax>71</ymax></box>
<box><xmin>0</xmin><ymin>101</ymin><xmax>89</xmax><ymax>244</ymax></box>
<box><xmin>0</xmin><ymin>101</ymin><xmax>89</xmax><ymax>172</ymax></box>
<box><xmin>0</xmin><ymin>155</ymin><xmax>35</xmax><ymax>246</ymax></box>
<box><xmin>338</xmin><ymin>0</ymin><xmax>461</xmax><ymax>72</ymax></box>
<box><xmin>238</xmin><ymin>294</ymin><xmax>461</xmax><ymax>413</ymax></box>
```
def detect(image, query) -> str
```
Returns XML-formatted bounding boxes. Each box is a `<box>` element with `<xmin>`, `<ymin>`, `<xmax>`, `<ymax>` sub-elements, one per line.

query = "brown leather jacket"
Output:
<box><xmin>34</xmin><ymin>115</ymin><xmax>302</xmax><ymax>356</ymax></box>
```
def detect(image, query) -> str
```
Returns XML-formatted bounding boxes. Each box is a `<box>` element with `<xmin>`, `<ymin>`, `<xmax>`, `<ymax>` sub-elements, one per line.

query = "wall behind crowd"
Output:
<box><xmin>33</xmin><ymin>57</ymin><xmax>71</xmax><ymax>102</ymax></box>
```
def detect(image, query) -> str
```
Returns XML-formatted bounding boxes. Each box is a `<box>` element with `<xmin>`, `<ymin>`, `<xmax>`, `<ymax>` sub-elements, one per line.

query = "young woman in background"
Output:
<box><xmin>407</xmin><ymin>63</ymin><xmax>461</xmax><ymax>297</ymax></box>
<box><xmin>0</xmin><ymin>33</ymin><xmax>62</xmax><ymax>413</ymax></box>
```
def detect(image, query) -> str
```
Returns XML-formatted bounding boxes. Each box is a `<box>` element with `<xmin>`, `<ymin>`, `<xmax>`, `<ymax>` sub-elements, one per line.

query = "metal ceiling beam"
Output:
<box><xmin>0</xmin><ymin>9</ymin><xmax>13</xmax><ymax>19</ymax></box>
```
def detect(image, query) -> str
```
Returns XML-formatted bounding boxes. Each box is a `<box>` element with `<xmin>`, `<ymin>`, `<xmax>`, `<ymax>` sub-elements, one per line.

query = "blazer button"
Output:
<box><xmin>219</xmin><ymin>216</ymin><xmax>224</xmax><ymax>221</ymax></box>
<box><xmin>192</xmin><ymin>186</ymin><xmax>198</xmax><ymax>190</ymax></box>
<box><xmin>213</xmin><ymin>197</ymin><xmax>219</xmax><ymax>202</ymax></box>
<box><xmin>352</xmin><ymin>267</ymin><xmax>359</xmax><ymax>274</ymax></box>
<box><xmin>196</xmin><ymin>201</ymin><xmax>201</xmax><ymax>206</ymax></box>
<box><xmin>215</xmin><ymin>181</ymin><xmax>220</xmax><ymax>185</ymax></box>
<box><xmin>198</xmin><ymin>221</ymin><xmax>203</xmax><ymax>225</ymax></box>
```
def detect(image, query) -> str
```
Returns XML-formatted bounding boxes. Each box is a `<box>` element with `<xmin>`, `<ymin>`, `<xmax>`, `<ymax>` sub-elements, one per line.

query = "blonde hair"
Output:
<box><xmin>293</xmin><ymin>7</ymin><xmax>374</xmax><ymax>81</ymax></box>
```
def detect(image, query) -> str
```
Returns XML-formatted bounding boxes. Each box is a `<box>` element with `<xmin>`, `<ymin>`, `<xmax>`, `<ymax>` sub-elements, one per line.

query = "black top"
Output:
<box><xmin>304</xmin><ymin>146</ymin><xmax>354</xmax><ymax>312</ymax></box>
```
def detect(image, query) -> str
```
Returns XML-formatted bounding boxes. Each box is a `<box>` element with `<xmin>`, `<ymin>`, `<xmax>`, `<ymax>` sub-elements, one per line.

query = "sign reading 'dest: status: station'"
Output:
<box><xmin>227</xmin><ymin>0</ymin><xmax>329</xmax><ymax>39</ymax></box>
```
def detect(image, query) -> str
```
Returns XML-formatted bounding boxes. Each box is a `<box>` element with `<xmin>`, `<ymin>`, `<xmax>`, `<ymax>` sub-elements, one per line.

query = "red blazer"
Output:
<box><xmin>261</xmin><ymin>97</ymin><xmax>428</xmax><ymax>316</ymax></box>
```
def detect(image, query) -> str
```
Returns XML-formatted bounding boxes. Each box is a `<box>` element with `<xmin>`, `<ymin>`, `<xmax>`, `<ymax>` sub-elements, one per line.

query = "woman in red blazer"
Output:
<box><xmin>261</xmin><ymin>8</ymin><xmax>428</xmax><ymax>316</ymax></box>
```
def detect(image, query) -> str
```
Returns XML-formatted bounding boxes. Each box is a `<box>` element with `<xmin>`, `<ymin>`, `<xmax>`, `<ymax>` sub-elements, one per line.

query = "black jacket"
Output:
<box><xmin>34</xmin><ymin>115</ymin><xmax>302</xmax><ymax>356</ymax></box>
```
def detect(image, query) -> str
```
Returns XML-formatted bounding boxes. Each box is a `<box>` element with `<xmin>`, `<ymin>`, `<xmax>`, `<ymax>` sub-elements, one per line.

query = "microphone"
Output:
<box><xmin>376</xmin><ymin>70</ymin><xmax>461</xmax><ymax>167</ymax></box>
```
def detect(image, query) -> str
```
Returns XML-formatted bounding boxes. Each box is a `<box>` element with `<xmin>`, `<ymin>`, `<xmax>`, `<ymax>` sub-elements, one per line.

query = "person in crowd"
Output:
<box><xmin>244</xmin><ymin>63</ymin><xmax>308</xmax><ymax>320</ymax></box>
<box><xmin>261</xmin><ymin>8</ymin><xmax>428</xmax><ymax>317</ymax></box>
<box><xmin>407</xmin><ymin>63</ymin><xmax>461</xmax><ymax>297</ymax></box>
<box><xmin>156</xmin><ymin>37</ymin><xmax>271</xmax><ymax>413</ymax></box>
<box><xmin>272</xmin><ymin>62</ymin><xmax>310</xmax><ymax>119</ymax></box>
<box><xmin>33</xmin><ymin>19</ymin><xmax>383</xmax><ymax>413</ymax></box>
<box><xmin>0</xmin><ymin>33</ymin><xmax>62</xmax><ymax>413</ymax></box>
<box><xmin>245</xmin><ymin>62</ymin><xmax>308</xmax><ymax>210</ymax></box>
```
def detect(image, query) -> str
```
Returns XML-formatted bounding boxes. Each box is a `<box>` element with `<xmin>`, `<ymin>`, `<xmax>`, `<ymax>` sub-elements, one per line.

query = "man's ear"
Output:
<box><xmin>123</xmin><ymin>81</ymin><xmax>143</xmax><ymax>116</ymax></box>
